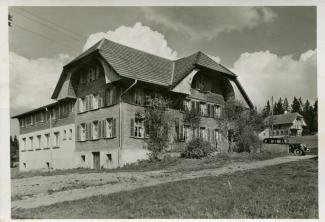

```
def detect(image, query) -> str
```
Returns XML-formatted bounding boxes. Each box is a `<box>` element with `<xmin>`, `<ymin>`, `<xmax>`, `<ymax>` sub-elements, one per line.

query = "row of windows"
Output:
<box><xmin>80</xmin><ymin>64</ymin><xmax>102</xmax><ymax>84</ymax></box>
<box><xmin>21</xmin><ymin>129</ymin><xmax>73</xmax><ymax>151</ymax></box>
<box><xmin>20</xmin><ymin>101</ymin><xmax>74</xmax><ymax>128</ymax></box>
<box><xmin>77</xmin><ymin>87</ymin><xmax>116</xmax><ymax>113</ymax></box>
<box><xmin>181</xmin><ymin>99</ymin><xmax>221</xmax><ymax>118</ymax></box>
<box><xmin>176</xmin><ymin>124</ymin><xmax>222</xmax><ymax>143</ymax></box>
<box><xmin>77</xmin><ymin>118</ymin><xmax>117</xmax><ymax>141</ymax></box>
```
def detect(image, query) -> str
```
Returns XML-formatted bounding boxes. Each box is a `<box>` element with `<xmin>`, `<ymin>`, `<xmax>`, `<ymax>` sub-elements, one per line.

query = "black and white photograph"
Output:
<box><xmin>0</xmin><ymin>1</ymin><xmax>322</xmax><ymax>220</ymax></box>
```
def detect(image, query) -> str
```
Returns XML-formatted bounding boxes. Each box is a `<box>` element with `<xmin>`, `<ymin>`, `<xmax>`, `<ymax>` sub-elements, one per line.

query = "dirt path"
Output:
<box><xmin>11</xmin><ymin>155</ymin><xmax>316</xmax><ymax>210</ymax></box>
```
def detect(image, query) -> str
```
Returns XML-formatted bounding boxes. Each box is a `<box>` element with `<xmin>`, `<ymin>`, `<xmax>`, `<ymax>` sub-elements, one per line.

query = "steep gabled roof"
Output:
<box><xmin>51</xmin><ymin>39</ymin><xmax>249</xmax><ymax>104</ymax></box>
<box><xmin>264</xmin><ymin>112</ymin><xmax>303</xmax><ymax>125</ymax></box>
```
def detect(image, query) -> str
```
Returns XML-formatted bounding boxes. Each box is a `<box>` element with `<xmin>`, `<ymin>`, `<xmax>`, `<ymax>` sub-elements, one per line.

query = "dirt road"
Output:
<box><xmin>11</xmin><ymin>155</ymin><xmax>316</xmax><ymax>210</ymax></box>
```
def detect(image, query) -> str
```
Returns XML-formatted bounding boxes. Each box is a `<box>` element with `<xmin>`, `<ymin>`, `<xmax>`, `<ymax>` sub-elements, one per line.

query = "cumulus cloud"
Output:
<box><xmin>142</xmin><ymin>7</ymin><xmax>277</xmax><ymax>40</ymax></box>
<box><xmin>232</xmin><ymin>49</ymin><xmax>317</xmax><ymax>109</ymax></box>
<box><xmin>10</xmin><ymin>52</ymin><xmax>73</xmax><ymax>115</ymax></box>
<box><xmin>83</xmin><ymin>22</ymin><xmax>178</xmax><ymax>59</ymax></box>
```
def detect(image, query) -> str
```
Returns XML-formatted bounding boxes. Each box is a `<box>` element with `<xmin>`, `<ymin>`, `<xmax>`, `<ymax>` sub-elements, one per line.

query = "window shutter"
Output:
<box><xmin>211</xmin><ymin>105</ymin><xmax>215</xmax><ymax>118</ymax></box>
<box><xmin>77</xmin><ymin>99</ymin><xmax>80</xmax><ymax>112</ymax></box>
<box><xmin>77</xmin><ymin>125</ymin><xmax>80</xmax><ymax>141</ymax></box>
<box><xmin>207</xmin><ymin>104</ymin><xmax>211</xmax><ymax>117</ymax></box>
<box><xmin>98</xmin><ymin>121</ymin><xmax>102</xmax><ymax>138</ymax></box>
<box><xmin>85</xmin><ymin>96</ymin><xmax>89</xmax><ymax>111</ymax></box>
<box><xmin>130</xmin><ymin>118</ymin><xmax>134</xmax><ymax>137</ymax></box>
<box><xmin>196</xmin><ymin>101</ymin><xmax>200</xmax><ymax>113</ymax></box>
<box><xmin>90</xmin><ymin>95</ymin><xmax>93</xmax><ymax>110</ymax></box>
<box><xmin>85</xmin><ymin>123</ymin><xmax>89</xmax><ymax>140</ymax></box>
<box><xmin>191</xmin><ymin>101</ymin><xmax>195</xmax><ymax>112</ymax></box>
<box><xmin>102</xmin><ymin>120</ymin><xmax>107</xmax><ymax>138</ymax></box>
<box><xmin>113</xmin><ymin>87</ymin><xmax>118</xmax><ymax>104</ymax></box>
<box><xmin>207</xmin><ymin>128</ymin><xmax>210</xmax><ymax>142</ymax></box>
<box><xmin>112</xmin><ymin>118</ymin><xmax>117</xmax><ymax>137</ymax></box>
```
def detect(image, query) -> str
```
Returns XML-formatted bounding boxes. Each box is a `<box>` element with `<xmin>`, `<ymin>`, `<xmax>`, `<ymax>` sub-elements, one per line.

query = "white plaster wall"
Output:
<box><xmin>19</xmin><ymin>124</ymin><xmax>76</xmax><ymax>171</ymax></box>
<box><xmin>120</xmin><ymin>147</ymin><xmax>150</xmax><ymax>166</ymax></box>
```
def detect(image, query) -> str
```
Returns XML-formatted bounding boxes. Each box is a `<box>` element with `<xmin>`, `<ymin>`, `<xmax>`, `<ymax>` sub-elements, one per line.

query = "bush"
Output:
<box><xmin>181</xmin><ymin>138</ymin><xmax>215</xmax><ymax>159</ymax></box>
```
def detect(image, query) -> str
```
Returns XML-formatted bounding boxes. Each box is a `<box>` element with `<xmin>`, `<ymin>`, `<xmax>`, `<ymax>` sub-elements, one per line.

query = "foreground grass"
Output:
<box><xmin>11</xmin><ymin>152</ymin><xmax>286</xmax><ymax>179</ymax></box>
<box><xmin>12</xmin><ymin>158</ymin><xmax>318</xmax><ymax>219</ymax></box>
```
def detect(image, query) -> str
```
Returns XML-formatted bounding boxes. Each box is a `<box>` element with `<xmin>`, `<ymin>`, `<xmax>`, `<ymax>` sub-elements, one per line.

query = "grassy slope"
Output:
<box><xmin>12</xmin><ymin>158</ymin><xmax>318</xmax><ymax>219</ymax></box>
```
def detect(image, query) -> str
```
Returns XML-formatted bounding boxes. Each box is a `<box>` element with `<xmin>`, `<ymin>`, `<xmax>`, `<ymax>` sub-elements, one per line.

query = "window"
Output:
<box><xmin>69</xmin><ymin>129</ymin><xmax>73</xmax><ymax>140</ymax></box>
<box><xmin>78</xmin><ymin>98</ymin><xmax>86</xmax><ymax>113</ymax></box>
<box><xmin>81</xmin><ymin>155</ymin><xmax>86</xmax><ymax>162</ymax></box>
<box><xmin>200</xmin><ymin>127</ymin><xmax>207</xmax><ymax>140</ymax></box>
<box><xmin>105</xmin><ymin>119</ymin><xmax>113</xmax><ymax>138</ymax></box>
<box><xmin>200</xmin><ymin>103</ymin><xmax>207</xmax><ymax>116</ymax></box>
<box><xmin>63</xmin><ymin>130</ymin><xmax>67</xmax><ymax>140</ymax></box>
<box><xmin>22</xmin><ymin>138</ymin><xmax>26</xmax><ymax>150</ymax></box>
<box><xmin>183</xmin><ymin>100</ymin><xmax>191</xmax><ymax>112</ymax></box>
<box><xmin>44</xmin><ymin>134</ymin><xmax>50</xmax><ymax>148</ymax></box>
<box><xmin>29</xmin><ymin>136</ymin><xmax>33</xmax><ymax>150</ymax></box>
<box><xmin>196</xmin><ymin>76</ymin><xmax>205</xmax><ymax>91</ymax></box>
<box><xmin>215</xmin><ymin>130</ymin><xmax>220</xmax><ymax>142</ymax></box>
<box><xmin>36</xmin><ymin>135</ymin><xmax>41</xmax><ymax>149</ymax></box>
<box><xmin>214</xmin><ymin>105</ymin><xmax>221</xmax><ymax>118</ymax></box>
<box><xmin>92</xmin><ymin>121</ymin><xmax>99</xmax><ymax>140</ymax></box>
<box><xmin>132</xmin><ymin>119</ymin><xmax>144</xmax><ymax>138</ymax></box>
<box><xmin>53</xmin><ymin>132</ymin><xmax>60</xmax><ymax>147</ymax></box>
<box><xmin>20</xmin><ymin>118</ymin><xmax>25</xmax><ymax>128</ymax></box>
<box><xmin>106</xmin><ymin>154</ymin><xmax>112</xmax><ymax>161</ymax></box>
<box><xmin>92</xmin><ymin>94</ymin><xmax>99</xmax><ymax>109</ymax></box>
<box><xmin>52</xmin><ymin>108</ymin><xmax>58</xmax><ymax>120</ymax></box>
<box><xmin>135</xmin><ymin>88</ymin><xmax>143</xmax><ymax>105</ymax></box>
<box><xmin>79</xmin><ymin>123</ymin><xmax>86</xmax><ymax>141</ymax></box>
<box><xmin>183</xmin><ymin>125</ymin><xmax>191</xmax><ymax>141</ymax></box>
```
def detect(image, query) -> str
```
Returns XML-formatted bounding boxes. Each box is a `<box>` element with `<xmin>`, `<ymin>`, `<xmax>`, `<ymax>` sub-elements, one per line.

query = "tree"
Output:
<box><xmin>273</xmin><ymin>98</ymin><xmax>284</xmax><ymax>115</ymax></box>
<box><xmin>10</xmin><ymin>135</ymin><xmax>19</xmax><ymax>167</ymax></box>
<box><xmin>144</xmin><ymin>96</ymin><xmax>175</xmax><ymax>160</ymax></box>
<box><xmin>220</xmin><ymin>99</ymin><xmax>263</xmax><ymax>153</ymax></box>
<box><xmin>302</xmin><ymin>100</ymin><xmax>313</xmax><ymax>135</ymax></box>
<box><xmin>283</xmin><ymin>98</ymin><xmax>289</xmax><ymax>112</ymax></box>
<box><xmin>291</xmin><ymin>97</ymin><xmax>302</xmax><ymax>114</ymax></box>
<box><xmin>312</xmin><ymin>100</ymin><xmax>318</xmax><ymax>132</ymax></box>
<box><xmin>262</xmin><ymin>100</ymin><xmax>271</xmax><ymax>118</ymax></box>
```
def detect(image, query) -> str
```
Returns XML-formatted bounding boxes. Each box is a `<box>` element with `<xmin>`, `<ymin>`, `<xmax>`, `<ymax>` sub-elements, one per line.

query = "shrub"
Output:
<box><xmin>181</xmin><ymin>138</ymin><xmax>215</xmax><ymax>159</ymax></box>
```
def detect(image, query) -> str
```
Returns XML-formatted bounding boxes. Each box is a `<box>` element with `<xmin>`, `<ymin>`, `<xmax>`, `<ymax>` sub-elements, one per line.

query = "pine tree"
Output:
<box><xmin>262</xmin><ymin>100</ymin><xmax>271</xmax><ymax>118</ymax></box>
<box><xmin>273</xmin><ymin>98</ymin><xmax>284</xmax><ymax>115</ymax></box>
<box><xmin>283</xmin><ymin>98</ymin><xmax>289</xmax><ymax>112</ymax></box>
<box><xmin>291</xmin><ymin>97</ymin><xmax>302</xmax><ymax>114</ymax></box>
<box><xmin>302</xmin><ymin>100</ymin><xmax>313</xmax><ymax>135</ymax></box>
<box><xmin>312</xmin><ymin>100</ymin><xmax>318</xmax><ymax>132</ymax></box>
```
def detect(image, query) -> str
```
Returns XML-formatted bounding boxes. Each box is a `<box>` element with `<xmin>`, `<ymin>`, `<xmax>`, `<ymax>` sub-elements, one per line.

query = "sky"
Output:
<box><xmin>9</xmin><ymin>6</ymin><xmax>317</xmax><ymax>136</ymax></box>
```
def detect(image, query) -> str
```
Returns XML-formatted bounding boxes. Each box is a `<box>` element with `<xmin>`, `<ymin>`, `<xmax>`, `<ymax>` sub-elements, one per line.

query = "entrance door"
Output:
<box><xmin>92</xmin><ymin>152</ymin><xmax>100</xmax><ymax>170</ymax></box>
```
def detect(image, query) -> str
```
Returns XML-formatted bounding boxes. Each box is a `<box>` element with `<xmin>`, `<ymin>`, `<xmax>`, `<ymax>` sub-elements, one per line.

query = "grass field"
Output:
<box><xmin>11</xmin><ymin>152</ymin><xmax>287</xmax><ymax>179</ymax></box>
<box><xmin>12</xmin><ymin>158</ymin><xmax>318</xmax><ymax>219</ymax></box>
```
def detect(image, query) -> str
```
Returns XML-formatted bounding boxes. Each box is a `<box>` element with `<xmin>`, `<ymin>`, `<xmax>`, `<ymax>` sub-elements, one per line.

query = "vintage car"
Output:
<box><xmin>262</xmin><ymin>137</ymin><xmax>309</xmax><ymax>156</ymax></box>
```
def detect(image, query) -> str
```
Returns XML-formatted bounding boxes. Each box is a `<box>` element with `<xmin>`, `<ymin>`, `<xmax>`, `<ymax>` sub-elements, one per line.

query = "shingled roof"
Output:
<box><xmin>264</xmin><ymin>112</ymin><xmax>303</xmax><ymax>125</ymax></box>
<box><xmin>52</xmin><ymin>39</ymin><xmax>246</xmax><ymax>102</ymax></box>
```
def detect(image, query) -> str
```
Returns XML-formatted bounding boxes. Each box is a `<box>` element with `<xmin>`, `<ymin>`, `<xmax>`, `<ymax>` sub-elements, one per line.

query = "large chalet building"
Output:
<box><xmin>12</xmin><ymin>39</ymin><xmax>253</xmax><ymax>171</ymax></box>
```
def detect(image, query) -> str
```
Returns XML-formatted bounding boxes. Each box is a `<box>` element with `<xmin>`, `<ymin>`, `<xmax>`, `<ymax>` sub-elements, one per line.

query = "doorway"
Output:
<box><xmin>92</xmin><ymin>152</ymin><xmax>100</xmax><ymax>170</ymax></box>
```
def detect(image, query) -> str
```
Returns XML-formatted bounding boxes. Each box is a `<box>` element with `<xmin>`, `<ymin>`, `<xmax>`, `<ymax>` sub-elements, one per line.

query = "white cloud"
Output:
<box><xmin>232</xmin><ymin>49</ymin><xmax>317</xmax><ymax>109</ymax></box>
<box><xmin>142</xmin><ymin>7</ymin><xmax>277</xmax><ymax>40</ymax></box>
<box><xmin>10</xmin><ymin>52</ymin><xmax>73</xmax><ymax>115</ymax></box>
<box><xmin>83</xmin><ymin>22</ymin><xmax>178</xmax><ymax>59</ymax></box>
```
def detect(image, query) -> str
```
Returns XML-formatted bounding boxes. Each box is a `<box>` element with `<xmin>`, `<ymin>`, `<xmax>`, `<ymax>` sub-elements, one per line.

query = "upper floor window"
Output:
<box><xmin>29</xmin><ymin>136</ymin><xmax>33</xmax><ymax>150</ymax></box>
<box><xmin>131</xmin><ymin>118</ymin><xmax>145</xmax><ymax>138</ymax></box>
<box><xmin>79</xmin><ymin>123</ymin><xmax>86</xmax><ymax>141</ymax></box>
<box><xmin>183</xmin><ymin>100</ymin><xmax>191</xmax><ymax>112</ymax></box>
<box><xmin>78</xmin><ymin>97</ymin><xmax>86</xmax><ymax>113</ymax></box>
<box><xmin>20</xmin><ymin>118</ymin><xmax>26</xmax><ymax>128</ymax></box>
<box><xmin>22</xmin><ymin>138</ymin><xmax>26</xmax><ymax>151</ymax></box>
<box><xmin>92</xmin><ymin>121</ymin><xmax>99</xmax><ymax>140</ymax></box>
<box><xmin>36</xmin><ymin>135</ymin><xmax>41</xmax><ymax>149</ymax></box>
<box><xmin>200</xmin><ymin>102</ymin><xmax>207</xmax><ymax>116</ymax></box>
<box><xmin>135</xmin><ymin>88</ymin><xmax>143</xmax><ymax>105</ymax></box>
<box><xmin>44</xmin><ymin>134</ymin><xmax>50</xmax><ymax>148</ymax></box>
<box><xmin>214</xmin><ymin>105</ymin><xmax>221</xmax><ymax>118</ymax></box>
<box><xmin>53</xmin><ymin>132</ymin><xmax>60</xmax><ymax>147</ymax></box>
<box><xmin>92</xmin><ymin>94</ymin><xmax>99</xmax><ymax>109</ymax></box>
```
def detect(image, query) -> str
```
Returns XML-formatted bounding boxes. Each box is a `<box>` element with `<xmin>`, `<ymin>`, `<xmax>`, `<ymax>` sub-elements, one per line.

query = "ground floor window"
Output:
<box><xmin>183</xmin><ymin>125</ymin><xmax>191</xmax><ymax>141</ymax></box>
<box><xmin>36</xmin><ymin>135</ymin><xmax>41</xmax><ymax>149</ymax></box>
<box><xmin>200</xmin><ymin>127</ymin><xmax>207</xmax><ymax>140</ymax></box>
<box><xmin>29</xmin><ymin>136</ymin><xmax>33</xmax><ymax>150</ymax></box>
<box><xmin>81</xmin><ymin>155</ymin><xmax>86</xmax><ymax>162</ymax></box>
<box><xmin>44</xmin><ymin>133</ymin><xmax>50</xmax><ymax>148</ymax></box>
<box><xmin>131</xmin><ymin>118</ymin><xmax>145</xmax><ymax>138</ymax></box>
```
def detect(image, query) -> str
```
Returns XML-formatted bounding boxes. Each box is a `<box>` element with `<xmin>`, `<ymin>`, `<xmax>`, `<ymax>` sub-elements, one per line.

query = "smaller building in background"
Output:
<box><xmin>259</xmin><ymin>112</ymin><xmax>306</xmax><ymax>139</ymax></box>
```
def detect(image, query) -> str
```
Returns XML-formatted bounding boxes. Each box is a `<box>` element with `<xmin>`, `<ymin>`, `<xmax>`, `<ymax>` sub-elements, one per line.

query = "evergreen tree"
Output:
<box><xmin>283</xmin><ymin>98</ymin><xmax>289</xmax><ymax>112</ymax></box>
<box><xmin>312</xmin><ymin>100</ymin><xmax>318</xmax><ymax>132</ymax></box>
<box><xmin>291</xmin><ymin>97</ymin><xmax>302</xmax><ymax>114</ymax></box>
<box><xmin>262</xmin><ymin>100</ymin><xmax>271</xmax><ymax>118</ymax></box>
<box><xmin>302</xmin><ymin>100</ymin><xmax>313</xmax><ymax>135</ymax></box>
<box><xmin>273</xmin><ymin>98</ymin><xmax>284</xmax><ymax>115</ymax></box>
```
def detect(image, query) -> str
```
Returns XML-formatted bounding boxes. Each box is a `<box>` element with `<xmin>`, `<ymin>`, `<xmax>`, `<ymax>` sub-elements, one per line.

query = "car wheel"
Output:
<box><xmin>294</xmin><ymin>149</ymin><xmax>302</xmax><ymax>156</ymax></box>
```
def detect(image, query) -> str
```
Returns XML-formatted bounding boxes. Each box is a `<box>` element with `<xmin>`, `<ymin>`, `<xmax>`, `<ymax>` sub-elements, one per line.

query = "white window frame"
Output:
<box><xmin>106</xmin><ymin>118</ymin><xmax>113</xmax><ymax>138</ymax></box>
<box><xmin>44</xmin><ymin>133</ymin><xmax>50</xmax><ymax>148</ymax></box>
<box><xmin>200</xmin><ymin>103</ymin><xmax>207</xmax><ymax>116</ymax></box>
<box><xmin>69</xmin><ymin>129</ymin><xmax>73</xmax><ymax>140</ymax></box>
<box><xmin>36</xmin><ymin>135</ymin><xmax>41</xmax><ymax>149</ymax></box>
<box><xmin>92</xmin><ymin>121</ymin><xmax>99</xmax><ymax>140</ymax></box>
<box><xmin>53</xmin><ymin>132</ymin><xmax>60</xmax><ymax>147</ymax></box>
<box><xmin>80</xmin><ymin>123</ymin><xmax>86</xmax><ymax>141</ymax></box>
<box><xmin>134</xmin><ymin>119</ymin><xmax>144</xmax><ymax>138</ymax></box>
